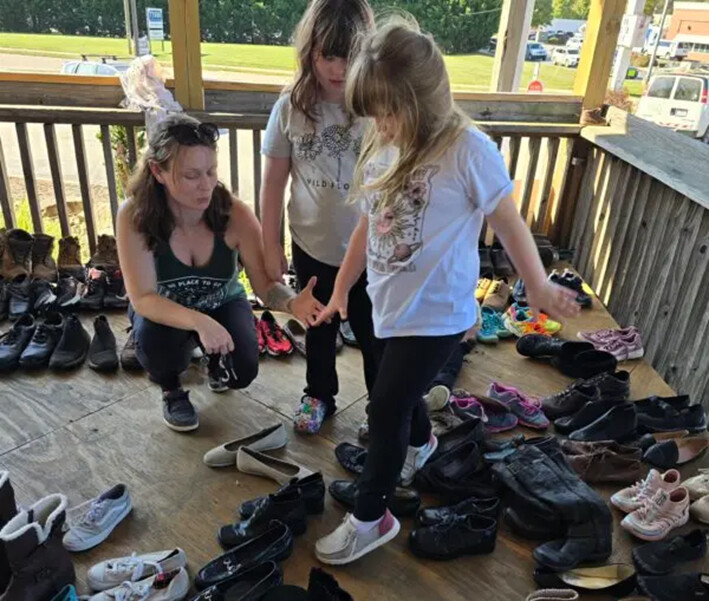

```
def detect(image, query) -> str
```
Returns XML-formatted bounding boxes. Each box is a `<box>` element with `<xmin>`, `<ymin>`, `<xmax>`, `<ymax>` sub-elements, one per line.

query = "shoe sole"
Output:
<box><xmin>208</xmin><ymin>383</ymin><xmax>230</xmax><ymax>393</ymax></box>
<box><xmin>316</xmin><ymin>518</ymin><xmax>401</xmax><ymax>565</ymax></box>
<box><xmin>621</xmin><ymin>511</ymin><xmax>689</xmax><ymax>541</ymax></box>
<box><xmin>88</xmin><ymin>359</ymin><xmax>119</xmax><ymax>372</ymax></box>
<box><xmin>163</xmin><ymin>417</ymin><xmax>199</xmax><ymax>432</ymax></box>
<box><xmin>267</xmin><ymin>348</ymin><xmax>293</xmax><ymax>357</ymax></box>
<box><xmin>63</xmin><ymin>501</ymin><xmax>133</xmax><ymax>552</ymax></box>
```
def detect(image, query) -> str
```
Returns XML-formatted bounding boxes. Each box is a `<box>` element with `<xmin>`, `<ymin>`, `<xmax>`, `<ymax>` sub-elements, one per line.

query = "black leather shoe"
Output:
<box><xmin>308</xmin><ymin>567</ymin><xmax>353</xmax><ymax>601</ymax></box>
<box><xmin>638</xmin><ymin>402</ymin><xmax>707</xmax><ymax>434</ymax></box>
<box><xmin>633</xmin><ymin>529</ymin><xmax>708</xmax><ymax>576</ymax></box>
<box><xmin>533</xmin><ymin>564</ymin><xmax>636</xmax><ymax>597</ymax></box>
<box><xmin>533</xmin><ymin>535</ymin><xmax>612</xmax><ymax>571</ymax></box>
<box><xmin>239</xmin><ymin>473</ymin><xmax>325</xmax><ymax>520</ymax></box>
<box><xmin>0</xmin><ymin>314</ymin><xmax>35</xmax><ymax>371</ymax></box>
<box><xmin>409</xmin><ymin>514</ymin><xmax>497</xmax><ymax>559</ymax></box>
<box><xmin>195</xmin><ymin>521</ymin><xmax>293</xmax><ymax>591</ymax></box>
<box><xmin>542</xmin><ymin>382</ymin><xmax>601</xmax><ymax>420</ymax></box>
<box><xmin>433</xmin><ymin>419</ymin><xmax>485</xmax><ymax>459</ymax></box>
<box><xmin>191</xmin><ymin>561</ymin><xmax>282</xmax><ymax>601</ymax></box>
<box><xmin>335</xmin><ymin>442</ymin><xmax>366</xmax><ymax>476</ymax></box>
<box><xmin>516</xmin><ymin>334</ymin><xmax>593</xmax><ymax>359</ymax></box>
<box><xmin>568</xmin><ymin>402</ymin><xmax>637</xmax><ymax>442</ymax></box>
<box><xmin>328</xmin><ymin>479</ymin><xmax>421</xmax><ymax>518</ymax></box>
<box><xmin>638</xmin><ymin>573</ymin><xmax>709</xmax><ymax>601</ymax></box>
<box><xmin>219</xmin><ymin>489</ymin><xmax>306</xmax><ymax>549</ymax></box>
<box><xmin>18</xmin><ymin>311</ymin><xmax>63</xmax><ymax>368</ymax></box>
<box><xmin>636</xmin><ymin>394</ymin><xmax>691</xmax><ymax>413</ymax></box>
<box><xmin>416</xmin><ymin>496</ymin><xmax>500</xmax><ymax>527</ymax></box>
<box><xmin>552</xmin><ymin>349</ymin><xmax>618</xmax><ymax>379</ymax></box>
<box><xmin>554</xmin><ymin>399</ymin><xmax>622</xmax><ymax>435</ymax></box>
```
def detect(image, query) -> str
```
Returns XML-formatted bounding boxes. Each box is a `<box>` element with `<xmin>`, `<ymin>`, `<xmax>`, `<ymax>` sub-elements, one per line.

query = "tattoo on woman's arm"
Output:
<box><xmin>265</xmin><ymin>283</ymin><xmax>296</xmax><ymax>313</ymax></box>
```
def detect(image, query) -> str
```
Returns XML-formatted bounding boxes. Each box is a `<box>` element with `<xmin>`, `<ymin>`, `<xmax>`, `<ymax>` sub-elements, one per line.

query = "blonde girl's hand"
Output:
<box><xmin>289</xmin><ymin>277</ymin><xmax>325</xmax><ymax>327</ymax></box>
<box><xmin>526</xmin><ymin>280</ymin><xmax>580</xmax><ymax>322</ymax></box>
<box><xmin>313</xmin><ymin>289</ymin><xmax>349</xmax><ymax>327</ymax></box>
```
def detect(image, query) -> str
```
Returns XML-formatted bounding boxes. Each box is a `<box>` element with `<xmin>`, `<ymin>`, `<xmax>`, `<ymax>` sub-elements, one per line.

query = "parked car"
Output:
<box><xmin>636</xmin><ymin>73</ymin><xmax>709</xmax><ymax>142</ymax></box>
<box><xmin>566</xmin><ymin>36</ymin><xmax>584</xmax><ymax>52</ymax></box>
<box><xmin>649</xmin><ymin>40</ymin><xmax>689</xmax><ymax>61</ymax></box>
<box><xmin>552</xmin><ymin>47</ymin><xmax>580</xmax><ymax>68</ymax></box>
<box><xmin>526</xmin><ymin>42</ymin><xmax>548</xmax><ymax>61</ymax></box>
<box><xmin>60</xmin><ymin>59</ymin><xmax>130</xmax><ymax>76</ymax></box>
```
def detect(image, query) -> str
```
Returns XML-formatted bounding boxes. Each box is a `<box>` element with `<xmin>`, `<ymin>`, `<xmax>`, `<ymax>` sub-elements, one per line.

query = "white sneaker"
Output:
<box><xmin>88</xmin><ymin>548</ymin><xmax>187</xmax><ymax>591</ymax></box>
<box><xmin>424</xmin><ymin>385</ymin><xmax>451</xmax><ymax>412</ymax></box>
<box><xmin>88</xmin><ymin>567</ymin><xmax>189</xmax><ymax>600</ymax></box>
<box><xmin>315</xmin><ymin>510</ymin><xmax>400</xmax><ymax>565</ymax></box>
<box><xmin>63</xmin><ymin>484</ymin><xmax>132</xmax><ymax>552</ymax></box>
<box><xmin>400</xmin><ymin>434</ymin><xmax>438</xmax><ymax>486</ymax></box>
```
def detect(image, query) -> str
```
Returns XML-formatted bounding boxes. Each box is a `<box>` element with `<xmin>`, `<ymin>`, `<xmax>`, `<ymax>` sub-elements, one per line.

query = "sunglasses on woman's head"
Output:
<box><xmin>166</xmin><ymin>122</ymin><xmax>220</xmax><ymax>145</ymax></box>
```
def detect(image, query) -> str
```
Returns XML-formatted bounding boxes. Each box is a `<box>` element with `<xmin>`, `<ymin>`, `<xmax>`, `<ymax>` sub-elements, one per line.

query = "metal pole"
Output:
<box><xmin>130</xmin><ymin>0</ymin><xmax>140</xmax><ymax>57</ymax></box>
<box><xmin>645</xmin><ymin>0</ymin><xmax>671</xmax><ymax>84</ymax></box>
<box><xmin>123</xmin><ymin>0</ymin><xmax>132</xmax><ymax>54</ymax></box>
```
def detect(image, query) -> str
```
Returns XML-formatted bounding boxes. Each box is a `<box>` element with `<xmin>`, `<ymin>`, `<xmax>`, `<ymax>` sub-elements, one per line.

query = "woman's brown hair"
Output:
<box><xmin>126</xmin><ymin>114</ymin><xmax>232</xmax><ymax>250</ymax></box>
<box><xmin>289</xmin><ymin>0</ymin><xmax>375</xmax><ymax>122</ymax></box>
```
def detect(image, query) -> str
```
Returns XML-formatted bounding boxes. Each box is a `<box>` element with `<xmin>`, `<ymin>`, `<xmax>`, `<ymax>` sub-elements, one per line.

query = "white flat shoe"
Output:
<box><xmin>236</xmin><ymin>447</ymin><xmax>312</xmax><ymax>485</ymax></box>
<box><xmin>203</xmin><ymin>424</ymin><xmax>287</xmax><ymax>468</ymax></box>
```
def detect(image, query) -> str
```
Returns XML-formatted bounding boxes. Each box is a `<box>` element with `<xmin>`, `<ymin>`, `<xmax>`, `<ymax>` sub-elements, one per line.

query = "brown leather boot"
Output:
<box><xmin>31</xmin><ymin>233</ymin><xmax>57</xmax><ymax>283</ymax></box>
<box><xmin>56</xmin><ymin>236</ymin><xmax>83</xmax><ymax>279</ymax></box>
<box><xmin>89</xmin><ymin>234</ymin><xmax>118</xmax><ymax>269</ymax></box>
<box><xmin>567</xmin><ymin>451</ymin><xmax>642</xmax><ymax>484</ymax></box>
<box><xmin>0</xmin><ymin>494</ymin><xmax>75</xmax><ymax>601</ymax></box>
<box><xmin>0</xmin><ymin>471</ymin><xmax>18</xmax><ymax>596</ymax></box>
<box><xmin>1</xmin><ymin>229</ymin><xmax>33</xmax><ymax>280</ymax></box>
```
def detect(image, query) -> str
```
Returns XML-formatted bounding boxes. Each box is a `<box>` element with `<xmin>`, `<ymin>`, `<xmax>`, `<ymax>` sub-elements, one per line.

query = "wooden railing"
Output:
<box><xmin>566</xmin><ymin>107</ymin><xmax>709</xmax><ymax>404</ymax></box>
<box><xmin>0</xmin><ymin>104</ymin><xmax>579</xmax><ymax>256</ymax></box>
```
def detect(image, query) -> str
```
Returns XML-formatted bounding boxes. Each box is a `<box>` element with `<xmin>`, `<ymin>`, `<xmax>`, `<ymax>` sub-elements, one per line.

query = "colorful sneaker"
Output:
<box><xmin>503</xmin><ymin>303</ymin><xmax>561</xmax><ymax>337</ymax></box>
<box><xmin>450</xmin><ymin>395</ymin><xmax>488</xmax><ymax>423</ymax></box>
<box><xmin>475</xmin><ymin>278</ymin><xmax>492</xmax><ymax>303</ymax></box>
<box><xmin>621</xmin><ymin>486</ymin><xmax>690</xmax><ymax>541</ymax></box>
<box><xmin>294</xmin><ymin>396</ymin><xmax>329</xmax><ymax>434</ymax></box>
<box><xmin>611</xmin><ymin>469</ymin><xmax>681</xmax><ymax>514</ymax></box>
<box><xmin>400</xmin><ymin>433</ymin><xmax>438</xmax><ymax>486</ymax></box>
<box><xmin>477</xmin><ymin>307</ymin><xmax>500</xmax><ymax>344</ymax></box>
<box><xmin>315</xmin><ymin>510</ymin><xmax>401</xmax><ymax>565</ymax></box>
<box><xmin>260</xmin><ymin>310</ymin><xmax>293</xmax><ymax>356</ymax></box>
<box><xmin>255</xmin><ymin>315</ymin><xmax>266</xmax><ymax>355</ymax></box>
<box><xmin>486</xmin><ymin>383</ymin><xmax>549</xmax><ymax>430</ymax></box>
<box><xmin>493</xmin><ymin>311</ymin><xmax>514</xmax><ymax>339</ymax></box>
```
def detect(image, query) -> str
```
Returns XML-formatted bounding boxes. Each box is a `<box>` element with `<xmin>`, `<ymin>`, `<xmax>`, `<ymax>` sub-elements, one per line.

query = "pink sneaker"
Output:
<box><xmin>487</xmin><ymin>383</ymin><xmax>549</xmax><ymax>430</ymax></box>
<box><xmin>578</xmin><ymin>326</ymin><xmax>639</xmax><ymax>344</ymax></box>
<box><xmin>621</xmin><ymin>486</ymin><xmax>690</xmax><ymax>541</ymax></box>
<box><xmin>596</xmin><ymin>333</ymin><xmax>644</xmax><ymax>361</ymax></box>
<box><xmin>610</xmin><ymin>468</ymin><xmax>681</xmax><ymax>514</ymax></box>
<box><xmin>487</xmin><ymin>382</ymin><xmax>541</xmax><ymax>408</ymax></box>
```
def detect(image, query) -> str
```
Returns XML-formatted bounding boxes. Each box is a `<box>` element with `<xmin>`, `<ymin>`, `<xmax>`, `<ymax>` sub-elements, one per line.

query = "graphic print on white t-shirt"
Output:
<box><xmin>367</xmin><ymin>165</ymin><xmax>440</xmax><ymax>275</ymax></box>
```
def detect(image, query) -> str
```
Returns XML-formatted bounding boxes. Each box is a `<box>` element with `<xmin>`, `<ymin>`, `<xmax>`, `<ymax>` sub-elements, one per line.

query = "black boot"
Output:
<box><xmin>218</xmin><ymin>488</ymin><xmax>306</xmax><ymax>549</ymax></box>
<box><xmin>0</xmin><ymin>471</ymin><xmax>18</xmax><ymax>596</ymax></box>
<box><xmin>308</xmin><ymin>567</ymin><xmax>353</xmax><ymax>601</ymax></box>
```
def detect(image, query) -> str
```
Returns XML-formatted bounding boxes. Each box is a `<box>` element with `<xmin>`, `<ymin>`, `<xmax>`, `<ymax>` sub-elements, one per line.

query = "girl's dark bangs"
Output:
<box><xmin>316</xmin><ymin>13</ymin><xmax>356</xmax><ymax>59</ymax></box>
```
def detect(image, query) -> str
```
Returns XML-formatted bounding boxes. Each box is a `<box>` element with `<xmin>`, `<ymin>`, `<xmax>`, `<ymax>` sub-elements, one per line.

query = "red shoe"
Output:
<box><xmin>260</xmin><ymin>310</ymin><xmax>293</xmax><ymax>357</ymax></box>
<box><xmin>255</xmin><ymin>315</ymin><xmax>266</xmax><ymax>355</ymax></box>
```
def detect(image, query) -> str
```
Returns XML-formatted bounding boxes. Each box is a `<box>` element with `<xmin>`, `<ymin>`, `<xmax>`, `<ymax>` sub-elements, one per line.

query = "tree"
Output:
<box><xmin>552</xmin><ymin>0</ymin><xmax>590</xmax><ymax>19</ymax></box>
<box><xmin>533</xmin><ymin>0</ymin><xmax>554</xmax><ymax>27</ymax></box>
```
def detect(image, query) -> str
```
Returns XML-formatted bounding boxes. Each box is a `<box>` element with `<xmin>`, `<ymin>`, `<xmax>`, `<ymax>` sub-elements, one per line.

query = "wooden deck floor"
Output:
<box><xmin>1</xmin><ymin>294</ymin><xmax>707</xmax><ymax>601</ymax></box>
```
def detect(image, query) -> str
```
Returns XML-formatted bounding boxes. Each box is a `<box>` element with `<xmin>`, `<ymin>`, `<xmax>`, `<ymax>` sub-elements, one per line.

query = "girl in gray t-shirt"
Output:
<box><xmin>260</xmin><ymin>0</ymin><xmax>378</xmax><ymax>435</ymax></box>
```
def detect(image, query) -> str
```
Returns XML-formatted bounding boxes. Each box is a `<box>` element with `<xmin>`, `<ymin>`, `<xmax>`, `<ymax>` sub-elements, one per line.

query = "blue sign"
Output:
<box><xmin>146</xmin><ymin>8</ymin><xmax>164</xmax><ymax>41</ymax></box>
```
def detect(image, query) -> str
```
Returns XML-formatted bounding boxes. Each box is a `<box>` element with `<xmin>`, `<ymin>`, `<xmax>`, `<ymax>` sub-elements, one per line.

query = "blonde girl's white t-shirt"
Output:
<box><xmin>361</xmin><ymin>126</ymin><xmax>514</xmax><ymax>338</ymax></box>
<box><xmin>261</xmin><ymin>93</ymin><xmax>366</xmax><ymax>266</ymax></box>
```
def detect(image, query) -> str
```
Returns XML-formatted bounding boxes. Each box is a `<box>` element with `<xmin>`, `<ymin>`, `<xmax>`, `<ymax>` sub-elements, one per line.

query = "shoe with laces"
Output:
<box><xmin>50</xmin><ymin>314</ymin><xmax>91</xmax><ymax>370</ymax></box>
<box><xmin>63</xmin><ymin>484</ymin><xmax>132</xmax><ymax>552</ymax></box>
<box><xmin>487</xmin><ymin>382</ymin><xmax>549</xmax><ymax>430</ymax></box>
<box><xmin>315</xmin><ymin>510</ymin><xmax>401</xmax><ymax>565</ymax></box>
<box><xmin>31</xmin><ymin>278</ymin><xmax>56</xmax><ymax>310</ymax></box>
<box><xmin>260</xmin><ymin>311</ymin><xmax>293</xmax><ymax>357</ymax></box>
<box><xmin>400</xmin><ymin>433</ymin><xmax>438</xmax><ymax>486</ymax></box>
<box><xmin>208</xmin><ymin>354</ymin><xmax>239</xmax><ymax>393</ymax></box>
<box><xmin>477</xmin><ymin>307</ymin><xmax>500</xmax><ymax>344</ymax></box>
<box><xmin>120</xmin><ymin>328</ymin><xmax>142</xmax><ymax>371</ymax></box>
<box><xmin>293</xmin><ymin>396</ymin><xmax>329</xmax><ymax>434</ymax></box>
<box><xmin>611</xmin><ymin>468</ymin><xmax>681</xmax><ymax>513</ymax></box>
<box><xmin>578</xmin><ymin>326</ymin><xmax>640</xmax><ymax>344</ymax></box>
<box><xmin>503</xmin><ymin>303</ymin><xmax>562</xmax><ymax>337</ymax></box>
<box><xmin>103</xmin><ymin>268</ymin><xmax>128</xmax><ymax>309</ymax></box>
<box><xmin>482</xmin><ymin>278</ymin><xmax>510</xmax><ymax>312</ymax></box>
<box><xmin>596</xmin><ymin>332</ymin><xmax>644</xmax><ymax>361</ymax></box>
<box><xmin>541</xmin><ymin>382</ymin><xmax>601</xmax><ymax>420</ymax></box>
<box><xmin>162</xmin><ymin>389</ymin><xmax>199</xmax><ymax>432</ymax></box>
<box><xmin>19</xmin><ymin>311</ymin><xmax>64</xmax><ymax>368</ymax></box>
<box><xmin>0</xmin><ymin>314</ymin><xmax>35</xmax><ymax>370</ymax></box>
<box><xmin>80</xmin><ymin>268</ymin><xmax>107</xmax><ymax>310</ymax></box>
<box><xmin>88</xmin><ymin>315</ymin><xmax>119</xmax><ymax>372</ymax></box>
<box><xmin>56</xmin><ymin>274</ymin><xmax>84</xmax><ymax>307</ymax></box>
<box><xmin>87</xmin><ymin>548</ymin><xmax>187</xmax><ymax>591</ymax></box>
<box><xmin>88</xmin><ymin>567</ymin><xmax>189</xmax><ymax>601</ymax></box>
<box><xmin>621</xmin><ymin>486</ymin><xmax>690</xmax><ymax>541</ymax></box>
<box><xmin>475</xmin><ymin>278</ymin><xmax>492</xmax><ymax>303</ymax></box>
<box><xmin>255</xmin><ymin>315</ymin><xmax>266</xmax><ymax>355</ymax></box>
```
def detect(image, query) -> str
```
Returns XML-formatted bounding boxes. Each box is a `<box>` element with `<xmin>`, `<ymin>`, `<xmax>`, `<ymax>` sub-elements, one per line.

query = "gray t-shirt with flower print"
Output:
<box><xmin>262</xmin><ymin>93</ymin><xmax>365</xmax><ymax>266</ymax></box>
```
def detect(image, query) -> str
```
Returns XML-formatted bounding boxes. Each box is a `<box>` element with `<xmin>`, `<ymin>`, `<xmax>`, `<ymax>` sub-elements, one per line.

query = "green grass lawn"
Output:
<box><xmin>0</xmin><ymin>32</ymin><xmax>644</xmax><ymax>96</ymax></box>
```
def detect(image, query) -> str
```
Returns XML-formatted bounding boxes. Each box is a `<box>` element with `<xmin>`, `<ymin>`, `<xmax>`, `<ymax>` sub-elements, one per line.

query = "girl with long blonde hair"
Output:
<box><xmin>314</xmin><ymin>17</ymin><xmax>579</xmax><ymax>564</ymax></box>
<box><xmin>260</xmin><ymin>0</ymin><xmax>378</xmax><ymax>435</ymax></box>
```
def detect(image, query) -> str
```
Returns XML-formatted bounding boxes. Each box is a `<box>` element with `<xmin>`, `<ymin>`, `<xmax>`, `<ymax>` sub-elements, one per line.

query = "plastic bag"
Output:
<box><xmin>119</xmin><ymin>55</ymin><xmax>182</xmax><ymax>138</ymax></box>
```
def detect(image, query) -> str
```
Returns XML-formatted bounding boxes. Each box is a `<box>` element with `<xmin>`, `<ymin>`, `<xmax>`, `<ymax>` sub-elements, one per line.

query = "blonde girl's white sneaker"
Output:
<box><xmin>315</xmin><ymin>510</ymin><xmax>400</xmax><ymax>565</ymax></box>
<box><xmin>87</xmin><ymin>548</ymin><xmax>187</xmax><ymax>591</ymax></box>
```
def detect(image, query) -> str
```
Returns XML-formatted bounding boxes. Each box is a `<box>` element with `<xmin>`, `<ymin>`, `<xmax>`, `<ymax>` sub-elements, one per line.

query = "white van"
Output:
<box><xmin>636</xmin><ymin>73</ymin><xmax>709</xmax><ymax>142</ymax></box>
<box><xmin>651</xmin><ymin>40</ymin><xmax>689</xmax><ymax>61</ymax></box>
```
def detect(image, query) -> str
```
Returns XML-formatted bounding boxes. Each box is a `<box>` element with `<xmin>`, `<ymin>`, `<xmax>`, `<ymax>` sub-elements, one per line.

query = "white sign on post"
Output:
<box><xmin>619</xmin><ymin>14</ymin><xmax>651</xmax><ymax>49</ymax></box>
<box><xmin>146</xmin><ymin>7</ymin><xmax>165</xmax><ymax>41</ymax></box>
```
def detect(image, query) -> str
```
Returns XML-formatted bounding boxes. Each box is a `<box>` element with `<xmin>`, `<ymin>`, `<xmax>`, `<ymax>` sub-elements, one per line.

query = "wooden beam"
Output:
<box><xmin>574</xmin><ymin>0</ymin><xmax>626</xmax><ymax>110</ymax></box>
<box><xmin>490</xmin><ymin>0</ymin><xmax>534</xmax><ymax>93</ymax></box>
<box><xmin>168</xmin><ymin>0</ymin><xmax>204</xmax><ymax>110</ymax></box>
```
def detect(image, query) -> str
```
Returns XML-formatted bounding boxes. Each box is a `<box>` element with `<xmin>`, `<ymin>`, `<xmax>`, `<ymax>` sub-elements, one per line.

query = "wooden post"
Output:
<box><xmin>168</xmin><ymin>0</ymin><xmax>204</xmax><ymax>110</ymax></box>
<box><xmin>574</xmin><ymin>0</ymin><xmax>626</xmax><ymax>110</ymax></box>
<box><xmin>490</xmin><ymin>0</ymin><xmax>534</xmax><ymax>93</ymax></box>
